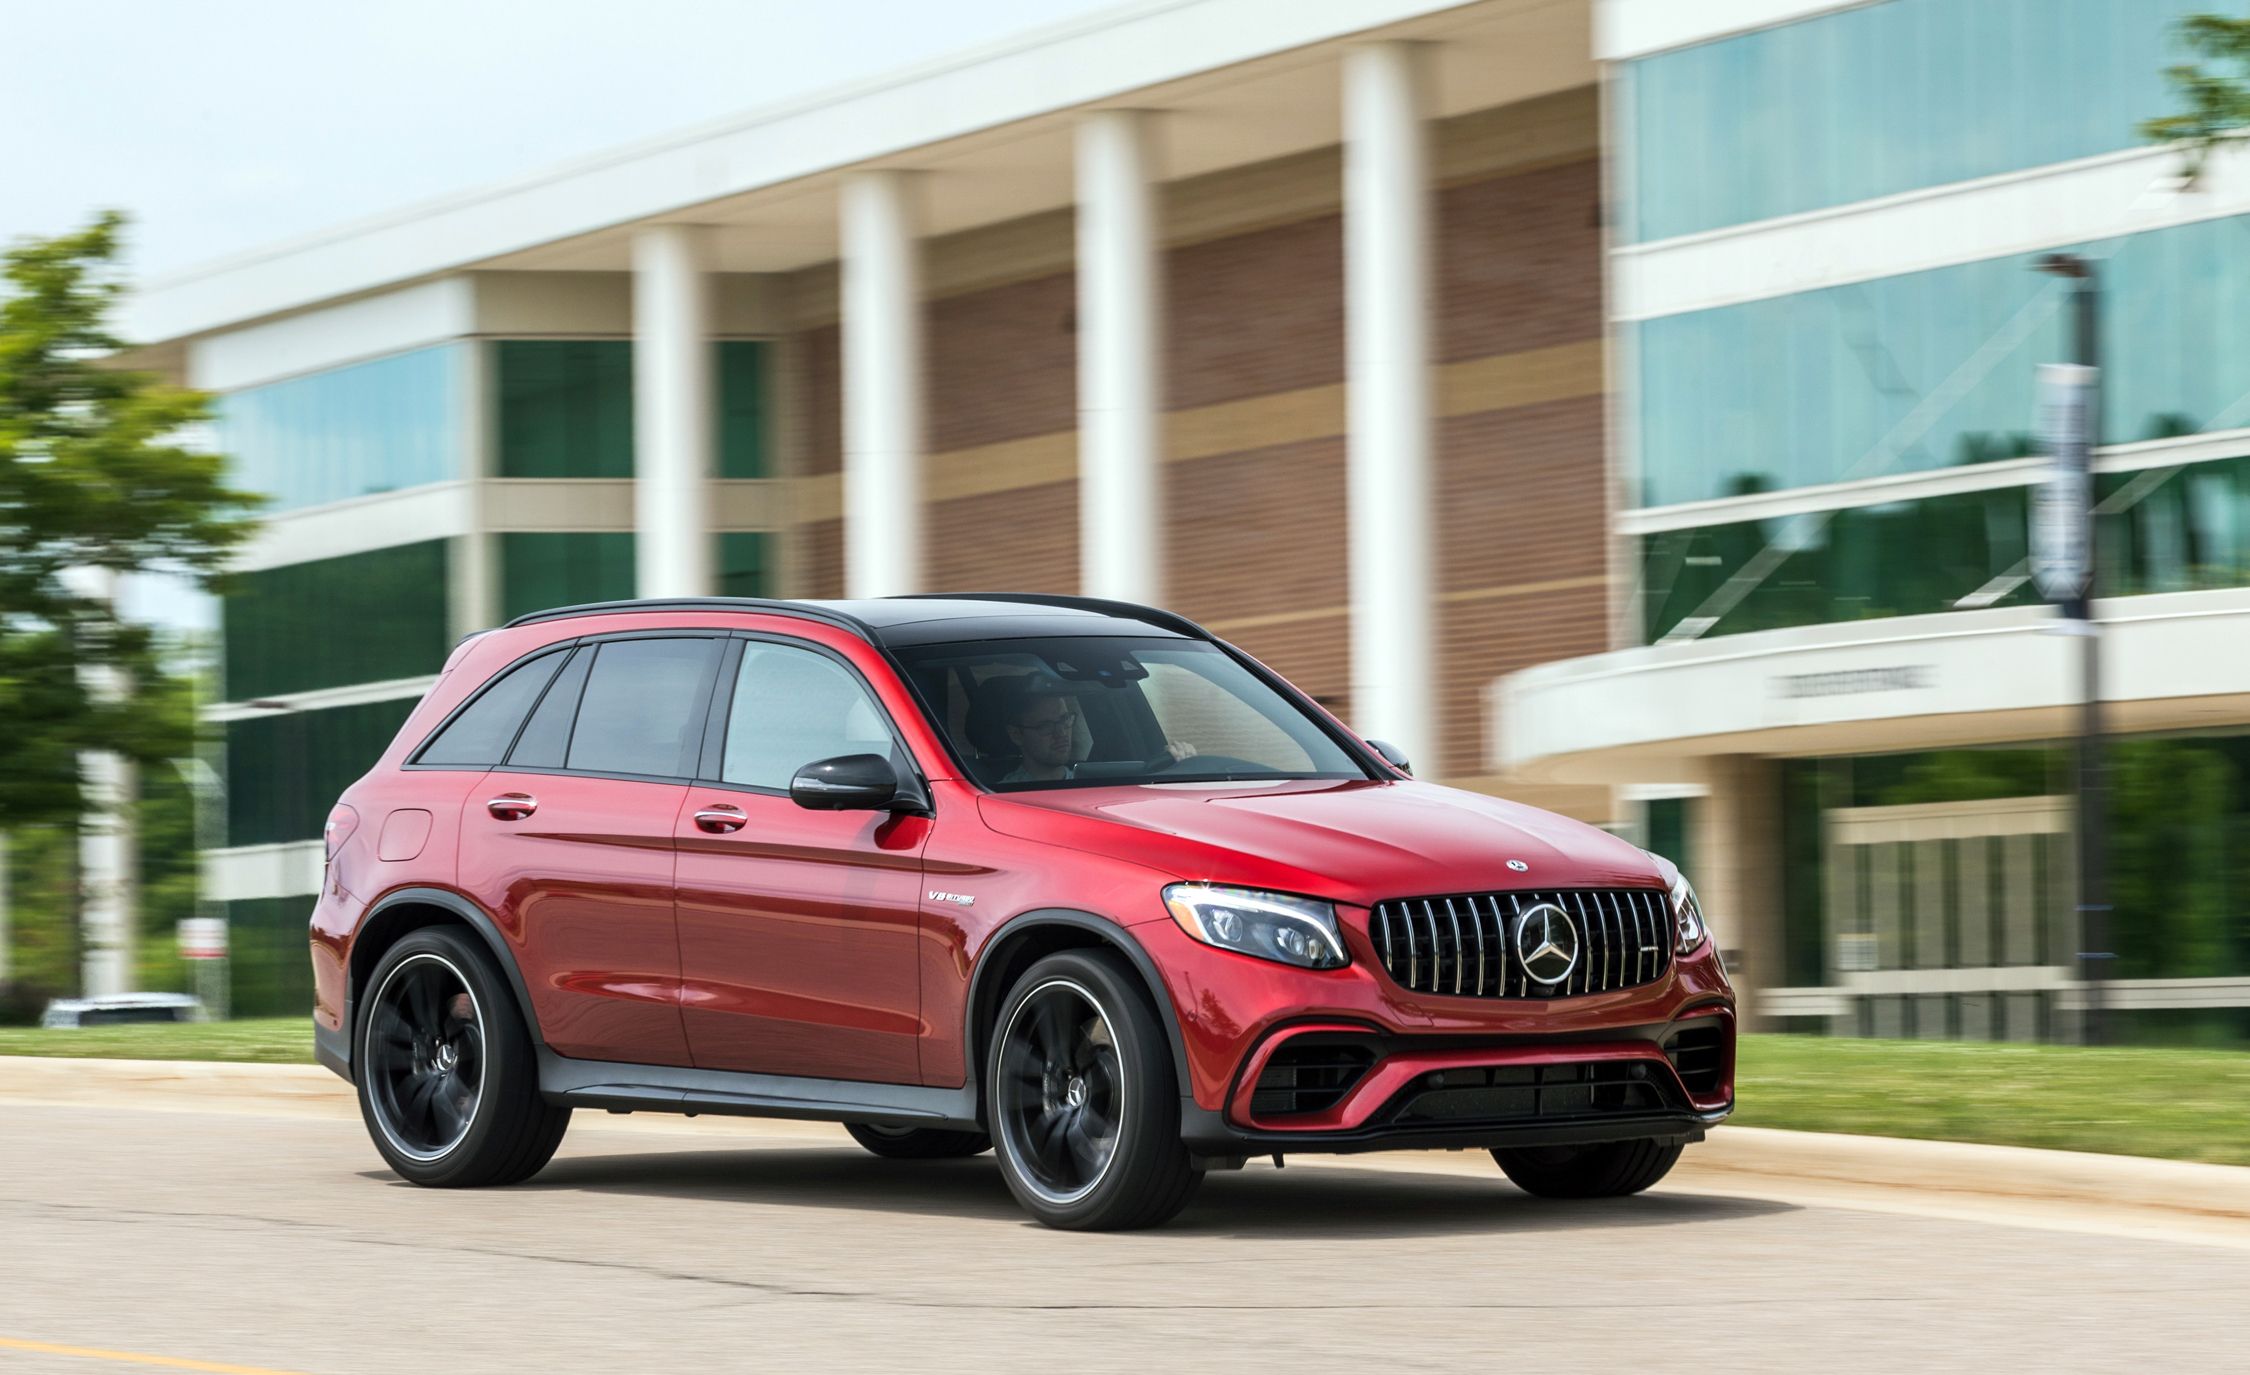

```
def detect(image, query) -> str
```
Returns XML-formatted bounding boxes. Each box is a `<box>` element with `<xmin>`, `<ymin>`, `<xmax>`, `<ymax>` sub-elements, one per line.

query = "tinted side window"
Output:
<box><xmin>504</xmin><ymin>645</ymin><xmax>592</xmax><ymax>769</ymax></box>
<box><xmin>721</xmin><ymin>643</ymin><xmax>899</xmax><ymax>790</ymax></box>
<box><xmin>416</xmin><ymin>649</ymin><xmax>566</xmax><ymax>768</ymax></box>
<box><xmin>566</xmin><ymin>638</ymin><xmax>719</xmax><ymax>778</ymax></box>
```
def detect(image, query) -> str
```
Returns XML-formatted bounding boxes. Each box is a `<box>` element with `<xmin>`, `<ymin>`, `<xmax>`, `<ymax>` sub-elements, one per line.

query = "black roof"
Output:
<box><xmin>499</xmin><ymin>592</ymin><xmax>1211</xmax><ymax>647</ymax></box>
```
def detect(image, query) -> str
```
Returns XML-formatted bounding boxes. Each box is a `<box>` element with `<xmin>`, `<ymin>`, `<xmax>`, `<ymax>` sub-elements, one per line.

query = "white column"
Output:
<box><xmin>633</xmin><ymin>224</ymin><xmax>714</xmax><ymax>598</ymax></box>
<box><xmin>841</xmin><ymin>171</ymin><xmax>925</xmax><ymax>597</ymax></box>
<box><xmin>1076</xmin><ymin>110</ymin><xmax>1165</xmax><ymax>605</ymax></box>
<box><xmin>1344</xmin><ymin>42</ymin><xmax>1437</xmax><ymax>770</ymax></box>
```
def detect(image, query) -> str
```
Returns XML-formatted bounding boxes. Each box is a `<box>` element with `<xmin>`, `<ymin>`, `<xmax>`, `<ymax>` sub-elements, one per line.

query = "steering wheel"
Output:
<box><xmin>1149</xmin><ymin>753</ymin><xmax>1265</xmax><ymax>775</ymax></box>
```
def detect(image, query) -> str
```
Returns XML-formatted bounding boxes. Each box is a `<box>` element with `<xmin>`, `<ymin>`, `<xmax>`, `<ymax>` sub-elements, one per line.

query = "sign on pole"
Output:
<box><xmin>179</xmin><ymin>917</ymin><xmax>229</xmax><ymax>961</ymax></box>
<box><xmin>2032</xmin><ymin>363</ymin><xmax>2096</xmax><ymax>604</ymax></box>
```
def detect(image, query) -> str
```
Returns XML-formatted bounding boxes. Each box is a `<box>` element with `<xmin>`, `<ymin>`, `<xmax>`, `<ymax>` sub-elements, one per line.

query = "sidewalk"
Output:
<box><xmin>10</xmin><ymin>1053</ymin><xmax>2250</xmax><ymax>1239</ymax></box>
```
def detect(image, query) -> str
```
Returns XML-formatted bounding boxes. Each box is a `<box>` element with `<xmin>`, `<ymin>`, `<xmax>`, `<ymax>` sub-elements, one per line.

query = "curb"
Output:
<box><xmin>8</xmin><ymin>1055</ymin><xmax>2249</xmax><ymax>1225</ymax></box>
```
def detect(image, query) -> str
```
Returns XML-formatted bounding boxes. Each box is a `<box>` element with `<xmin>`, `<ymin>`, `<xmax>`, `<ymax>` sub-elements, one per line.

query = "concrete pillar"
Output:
<box><xmin>1696</xmin><ymin>755</ymin><xmax>1784</xmax><ymax>1029</ymax></box>
<box><xmin>1343</xmin><ymin>42</ymin><xmax>1437</xmax><ymax>768</ymax></box>
<box><xmin>1076</xmin><ymin>110</ymin><xmax>1165</xmax><ymax>605</ymax></box>
<box><xmin>633</xmin><ymin>224</ymin><xmax>715</xmax><ymax>598</ymax></box>
<box><xmin>841</xmin><ymin>171</ymin><xmax>924</xmax><ymax>597</ymax></box>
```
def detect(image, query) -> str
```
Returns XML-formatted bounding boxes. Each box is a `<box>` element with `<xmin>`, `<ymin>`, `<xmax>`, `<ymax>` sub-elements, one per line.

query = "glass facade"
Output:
<box><xmin>498</xmin><ymin>533</ymin><xmax>636</xmax><ymax>621</ymax></box>
<box><xmin>216</xmin><ymin>345</ymin><xmax>464</xmax><ymax>511</ymax></box>
<box><xmin>717</xmin><ymin>341</ymin><xmax>770</xmax><ymax>479</ymax></box>
<box><xmin>1625</xmin><ymin>0</ymin><xmax>2189</xmax><ymax>243</ymax></box>
<box><xmin>225</xmin><ymin>697</ymin><xmax>417</xmax><ymax>847</ymax></box>
<box><xmin>493</xmin><ymin>339</ymin><xmax>769</xmax><ymax>479</ymax></box>
<box><xmin>224</xmin><ymin>896</ymin><xmax>318</xmax><ymax>1017</ymax></box>
<box><xmin>1636</xmin><ymin>215</ymin><xmax>2250</xmax><ymax>511</ymax></box>
<box><xmin>222</xmin><ymin>542</ymin><xmax>451</xmax><ymax>700</ymax></box>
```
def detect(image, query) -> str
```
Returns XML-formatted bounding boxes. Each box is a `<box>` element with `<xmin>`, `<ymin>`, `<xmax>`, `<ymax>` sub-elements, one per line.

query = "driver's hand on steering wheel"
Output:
<box><xmin>1164</xmin><ymin>741</ymin><xmax>1198</xmax><ymax>762</ymax></box>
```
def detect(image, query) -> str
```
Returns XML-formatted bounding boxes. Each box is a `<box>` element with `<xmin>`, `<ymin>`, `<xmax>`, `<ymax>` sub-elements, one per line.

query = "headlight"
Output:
<box><xmin>1668</xmin><ymin>871</ymin><xmax>1708</xmax><ymax>955</ymax></box>
<box><xmin>1163</xmin><ymin>884</ymin><xmax>1348</xmax><ymax>970</ymax></box>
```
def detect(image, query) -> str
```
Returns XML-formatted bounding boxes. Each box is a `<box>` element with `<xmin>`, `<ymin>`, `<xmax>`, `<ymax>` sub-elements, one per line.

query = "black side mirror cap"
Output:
<box><xmin>789</xmin><ymin>753</ymin><xmax>905</xmax><ymax>811</ymax></box>
<box><xmin>1366</xmin><ymin>739</ymin><xmax>1412</xmax><ymax>776</ymax></box>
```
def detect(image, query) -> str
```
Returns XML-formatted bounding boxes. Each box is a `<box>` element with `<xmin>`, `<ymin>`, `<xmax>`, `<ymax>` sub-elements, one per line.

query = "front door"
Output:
<box><xmin>455</xmin><ymin>635</ymin><xmax>724</xmax><ymax>1067</ymax></box>
<box><xmin>675</xmin><ymin>638</ymin><xmax>929</xmax><ymax>1084</ymax></box>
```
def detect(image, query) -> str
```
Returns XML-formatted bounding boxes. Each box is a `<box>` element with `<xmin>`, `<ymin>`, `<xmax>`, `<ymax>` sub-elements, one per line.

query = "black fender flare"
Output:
<box><xmin>961</xmin><ymin>908</ymin><xmax>1195</xmax><ymax>1112</ymax></box>
<box><xmin>348</xmin><ymin>887</ymin><xmax>548</xmax><ymax>1056</ymax></box>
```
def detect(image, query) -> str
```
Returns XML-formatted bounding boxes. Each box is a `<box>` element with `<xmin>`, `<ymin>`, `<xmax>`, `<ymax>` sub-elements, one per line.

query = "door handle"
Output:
<box><xmin>486</xmin><ymin>793</ymin><xmax>537</xmax><ymax>821</ymax></box>
<box><xmin>694</xmin><ymin>803</ymin><xmax>747</xmax><ymax>834</ymax></box>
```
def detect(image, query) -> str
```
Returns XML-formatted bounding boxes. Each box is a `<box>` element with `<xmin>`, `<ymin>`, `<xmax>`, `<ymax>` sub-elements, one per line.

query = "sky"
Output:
<box><xmin>1</xmin><ymin>0</ymin><xmax>1120</xmax><ymax>281</ymax></box>
<box><xmin>2</xmin><ymin>0</ymin><xmax>1122</xmax><ymax>636</ymax></box>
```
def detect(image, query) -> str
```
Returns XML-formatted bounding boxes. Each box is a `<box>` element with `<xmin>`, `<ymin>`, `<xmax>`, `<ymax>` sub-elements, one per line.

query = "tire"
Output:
<box><xmin>845</xmin><ymin>1122</ymin><xmax>992</xmax><ymax>1159</ymax></box>
<box><xmin>355</xmin><ymin>926</ymin><xmax>570</xmax><ymax>1187</ymax></box>
<box><xmin>985</xmin><ymin>949</ymin><xmax>1202</xmax><ymax>1230</ymax></box>
<box><xmin>1491</xmin><ymin>1138</ymin><xmax>1683</xmax><ymax>1198</ymax></box>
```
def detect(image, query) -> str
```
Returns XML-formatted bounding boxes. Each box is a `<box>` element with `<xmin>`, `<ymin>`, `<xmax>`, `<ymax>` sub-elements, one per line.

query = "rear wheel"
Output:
<box><xmin>1492</xmin><ymin>1138</ymin><xmax>1683</xmax><ymax>1198</ymax></box>
<box><xmin>356</xmin><ymin>926</ymin><xmax>569</xmax><ymax>1187</ymax></box>
<box><xmin>986</xmin><ymin>949</ymin><xmax>1202</xmax><ymax>1230</ymax></box>
<box><xmin>845</xmin><ymin>1122</ymin><xmax>991</xmax><ymax>1159</ymax></box>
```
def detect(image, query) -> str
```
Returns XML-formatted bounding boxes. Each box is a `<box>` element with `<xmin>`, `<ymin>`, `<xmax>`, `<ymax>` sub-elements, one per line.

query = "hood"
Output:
<box><xmin>978</xmin><ymin>778</ymin><xmax>1663</xmax><ymax>908</ymax></box>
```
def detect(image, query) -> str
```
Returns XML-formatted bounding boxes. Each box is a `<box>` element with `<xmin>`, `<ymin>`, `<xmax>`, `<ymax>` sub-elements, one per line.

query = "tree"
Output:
<box><xmin>2143</xmin><ymin>13</ymin><xmax>2250</xmax><ymax>184</ymax></box>
<box><xmin>0</xmin><ymin>213</ymin><xmax>258</xmax><ymax>834</ymax></box>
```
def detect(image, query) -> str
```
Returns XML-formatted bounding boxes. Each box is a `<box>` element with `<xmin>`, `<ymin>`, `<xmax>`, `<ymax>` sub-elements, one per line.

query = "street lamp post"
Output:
<box><xmin>2034</xmin><ymin>252</ymin><xmax>2109</xmax><ymax>1046</ymax></box>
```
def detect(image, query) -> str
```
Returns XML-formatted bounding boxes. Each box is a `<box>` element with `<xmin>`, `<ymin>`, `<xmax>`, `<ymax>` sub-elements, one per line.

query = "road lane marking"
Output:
<box><xmin>0</xmin><ymin>1336</ymin><xmax>310</xmax><ymax>1374</ymax></box>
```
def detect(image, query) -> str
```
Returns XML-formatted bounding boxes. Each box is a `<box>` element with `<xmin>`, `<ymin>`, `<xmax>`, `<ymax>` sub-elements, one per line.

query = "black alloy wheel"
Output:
<box><xmin>986</xmin><ymin>949</ymin><xmax>1202</xmax><ymax>1230</ymax></box>
<box><xmin>365</xmin><ymin>952</ymin><xmax>486</xmax><ymax>1162</ymax></box>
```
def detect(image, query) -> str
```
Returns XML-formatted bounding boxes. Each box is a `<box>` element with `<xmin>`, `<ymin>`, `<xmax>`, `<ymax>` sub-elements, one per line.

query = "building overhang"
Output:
<box><xmin>1493</xmin><ymin>588</ymin><xmax>2250</xmax><ymax>782</ymax></box>
<box><xmin>119</xmin><ymin>0</ymin><xmax>1590</xmax><ymax>350</ymax></box>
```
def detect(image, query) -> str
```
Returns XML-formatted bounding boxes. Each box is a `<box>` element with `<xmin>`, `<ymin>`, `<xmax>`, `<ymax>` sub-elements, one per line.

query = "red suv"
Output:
<box><xmin>312</xmin><ymin>595</ymin><xmax>1734</xmax><ymax>1229</ymax></box>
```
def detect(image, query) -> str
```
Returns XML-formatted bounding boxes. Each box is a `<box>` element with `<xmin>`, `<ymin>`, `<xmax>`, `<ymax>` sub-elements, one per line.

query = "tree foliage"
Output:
<box><xmin>2143</xmin><ymin>13</ymin><xmax>2250</xmax><ymax>183</ymax></box>
<box><xmin>0</xmin><ymin>212</ymin><xmax>260</xmax><ymax>831</ymax></box>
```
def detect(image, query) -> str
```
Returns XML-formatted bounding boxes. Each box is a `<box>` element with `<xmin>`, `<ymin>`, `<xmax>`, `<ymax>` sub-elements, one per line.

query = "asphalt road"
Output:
<box><xmin>4</xmin><ymin>1101</ymin><xmax>2248</xmax><ymax>1375</ymax></box>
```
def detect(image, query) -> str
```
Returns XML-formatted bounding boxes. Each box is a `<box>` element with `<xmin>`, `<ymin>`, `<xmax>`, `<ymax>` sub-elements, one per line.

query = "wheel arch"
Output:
<box><xmin>346</xmin><ymin>888</ymin><xmax>545</xmax><ymax>1066</ymax></box>
<box><xmin>963</xmin><ymin>909</ymin><xmax>1193</xmax><ymax>1119</ymax></box>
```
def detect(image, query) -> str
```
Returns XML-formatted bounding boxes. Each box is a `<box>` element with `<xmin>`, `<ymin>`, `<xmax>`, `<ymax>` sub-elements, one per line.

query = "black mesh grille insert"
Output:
<box><xmin>1663</xmin><ymin>1021</ymin><xmax>1727</xmax><ymax>1096</ymax></box>
<box><xmin>1381</xmin><ymin>1060</ymin><xmax>1679</xmax><ymax>1126</ymax></box>
<box><xmin>1249</xmin><ymin>1039</ymin><xmax>1377</xmax><ymax>1117</ymax></box>
<box><xmin>1369</xmin><ymin>888</ymin><xmax>1674</xmax><ymax>999</ymax></box>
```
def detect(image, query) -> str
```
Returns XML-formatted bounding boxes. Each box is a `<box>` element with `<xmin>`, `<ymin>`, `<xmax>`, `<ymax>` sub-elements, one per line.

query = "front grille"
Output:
<box><xmin>1663</xmin><ymin>1021</ymin><xmax>1727</xmax><ymax>1096</ymax></box>
<box><xmin>1370</xmin><ymin>888</ymin><xmax>1673</xmax><ymax>999</ymax></box>
<box><xmin>1380</xmin><ymin>1060</ymin><xmax>1678</xmax><ymax>1126</ymax></box>
<box><xmin>1249</xmin><ymin>1039</ymin><xmax>1376</xmax><ymax>1117</ymax></box>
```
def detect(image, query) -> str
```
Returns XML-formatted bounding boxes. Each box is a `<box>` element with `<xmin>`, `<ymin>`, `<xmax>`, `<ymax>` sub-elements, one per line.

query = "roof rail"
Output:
<box><xmin>500</xmin><ymin>597</ymin><xmax>877</xmax><ymax>638</ymax></box>
<box><xmin>887</xmin><ymin>592</ymin><xmax>1215</xmax><ymax>641</ymax></box>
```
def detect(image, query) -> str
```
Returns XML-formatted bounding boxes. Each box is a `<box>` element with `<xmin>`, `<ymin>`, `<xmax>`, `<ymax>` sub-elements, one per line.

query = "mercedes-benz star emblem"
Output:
<box><xmin>1514</xmin><ymin>902</ymin><xmax>1580</xmax><ymax>986</ymax></box>
<box><xmin>1506</xmin><ymin>859</ymin><xmax>1529</xmax><ymax>872</ymax></box>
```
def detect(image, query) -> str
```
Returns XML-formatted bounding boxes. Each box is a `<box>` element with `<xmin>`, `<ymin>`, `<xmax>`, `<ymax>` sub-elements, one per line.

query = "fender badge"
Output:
<box><xmin>927</xmin><ymin>890</ymin><xmax>976</xmax><ymax>907</ymax></box>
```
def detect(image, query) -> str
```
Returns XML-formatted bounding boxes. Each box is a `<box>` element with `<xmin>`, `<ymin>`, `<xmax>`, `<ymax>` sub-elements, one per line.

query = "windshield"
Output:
<box><xmin>893</xmin><ymin>636</ymin><xmax>1371</xmax><ymax>791</ymax></box>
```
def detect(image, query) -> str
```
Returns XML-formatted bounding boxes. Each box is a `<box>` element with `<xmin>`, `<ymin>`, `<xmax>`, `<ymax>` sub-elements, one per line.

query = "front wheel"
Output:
<box><xmin>986</xmin><ymin>950</ymin><xmax>1202</xmax><ymax>1230</ymax></box>
<box><xmin>356</xmin><ymin>926</ymin><xmax>569</xmax><ymax>1187</ymax></box>
<box><xmin>1492</xmin><ymin>1138</ymin><xmax>1683</xmax><ymax>1198</ymax></box>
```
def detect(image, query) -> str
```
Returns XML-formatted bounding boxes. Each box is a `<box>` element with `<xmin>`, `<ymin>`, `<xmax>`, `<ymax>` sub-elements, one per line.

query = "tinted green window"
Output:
<box><xmin>716</xmin><ymin>532</ymin><xmax>770</xmax><ymax>597</ymax></box>
<box><xmin>1636</xmin><ymin>215</ymin><xmax>2250</xmax><ymax>509</ymax></box>
<box><xmin>216</xmin><ymin>345</ymin><xmax>463</xmax><ymax>511</ymax></box>
<box><xmin>1625</xmin><ymin>0</ymin><xmax>2187</xmax><ymax>242</ymax></box>
<box><xmin>1645</xmin><ymin>797</ymin><xmax>1693</xmax><ymax>878</ymax></box>
<box><xmin>495</xmin><ymin>341</ymin><xmax>634</xmax><ymax>478</ymax></box>
<box><xmin>225</xmin><ymin>697</ymin><xmax>418</xmax><ymax>847</ymax></box>
<box><xmin>718</xmin><ymin>341</ymin><xmax>769</xmax><ymax>479</ymax></box>
<box><xmin>2099</xmin><ymin>454</ymin><xmax>2250</xmax><ymax>597</ymax></box>
<box><xmin>499</xmin><ymin>533</ymin><xmax>636</xmax><ymax>621</ymax></box>
<box><xmin>222</xmin><ymin>542</ymin><xmax>451</xmax><ymax>701</ymax></box>
<box><xmin>224</xmin><ymin>897</ymin><xmax>318</xmax><ymax>1017</ymax></box>
<box><xmin>1642</xmin><ymin>486</ymin><xmax>2038</xmax><ymax>641</ymax></box>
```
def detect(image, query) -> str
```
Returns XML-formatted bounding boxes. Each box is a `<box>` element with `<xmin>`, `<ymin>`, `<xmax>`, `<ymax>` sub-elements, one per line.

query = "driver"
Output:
<box><xmin>998</xmin><ymin>673</ymin><xmax>1197</xmax><ymax>784</ymax></box>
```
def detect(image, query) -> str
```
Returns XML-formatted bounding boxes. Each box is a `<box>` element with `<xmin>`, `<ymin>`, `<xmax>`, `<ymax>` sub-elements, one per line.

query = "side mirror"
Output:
<box><xmin>1366</xmin><ymin>739</ymin><xmax>1412</xmax><ymax>776</ymax></box>
<box><xmin>789</xmin><ymin>753</ymin><xmax>904</xmax><ymax>811</ymax></box>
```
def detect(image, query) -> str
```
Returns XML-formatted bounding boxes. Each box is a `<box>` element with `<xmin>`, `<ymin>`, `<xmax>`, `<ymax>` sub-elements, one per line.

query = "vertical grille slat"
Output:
<box><xmin>1371</xmin><ymin>887</ymin><xmax>1675</xmax><ymax>1000</ymax></box>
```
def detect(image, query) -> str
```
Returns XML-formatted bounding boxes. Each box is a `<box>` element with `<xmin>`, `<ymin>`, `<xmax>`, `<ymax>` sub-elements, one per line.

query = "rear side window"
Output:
<box><xmin>565</xmin><ymin>638</ymin><xmax>720</xmax><ymax>778</ymax></box>
<box><xmin>415</xmin><ymin>649</ymin><xmax>566</xmax><ymax>768</ymax></box>
<box><xmin>505</xmin><ymin>646</ymin><xmax>593</xmax><ymax>769</ymax></box>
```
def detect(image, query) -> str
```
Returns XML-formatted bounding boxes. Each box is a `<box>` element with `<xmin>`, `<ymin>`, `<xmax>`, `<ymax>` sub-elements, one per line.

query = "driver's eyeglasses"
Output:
<box><xmin>1017</xmin><ymin>707</ymin><xmax>1075</xmax><ymax>733</ymax></box>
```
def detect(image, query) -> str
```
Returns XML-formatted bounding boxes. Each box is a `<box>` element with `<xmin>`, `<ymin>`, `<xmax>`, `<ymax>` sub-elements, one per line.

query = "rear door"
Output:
<box><xmin>675</xmin><ymin>636</ymin><xmax>930</xmax><ymax>1083</ymax></box>
<box><xmin>454</xmin><ymin>634</ymin><xmax>724</xmax><ymax>1067</ymax></box>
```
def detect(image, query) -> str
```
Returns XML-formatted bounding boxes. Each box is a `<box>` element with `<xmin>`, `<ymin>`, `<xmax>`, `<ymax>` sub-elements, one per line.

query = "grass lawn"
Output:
<box><xmin>4</xmin><ymin>1020</ymin><xmax>2249</xmax><ymax>1165</ymax></box>
<box><xmin>0</xmin><ymin>1016</ymin><xmax>313</xmax><ymax>1065</ymax></box>
<box><xmin>1733</xmin><ymin>1034</ymin><xmax>2250</xmax><ymax>1167</ymax></box>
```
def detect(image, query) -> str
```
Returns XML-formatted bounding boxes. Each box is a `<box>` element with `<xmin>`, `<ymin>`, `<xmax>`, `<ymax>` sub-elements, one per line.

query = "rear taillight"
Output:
<box><xmin>324</xmin><ymin>804</ymin><xmax>360</xmax><ymax>864</ymax></box>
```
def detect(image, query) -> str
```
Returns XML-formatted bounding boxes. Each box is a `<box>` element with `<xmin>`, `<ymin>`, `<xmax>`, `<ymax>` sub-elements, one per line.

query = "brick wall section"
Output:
<box><xmin>786</xmin><ymin>140</ymin><xmax>1605</xmax><ymax>792</ymax></box>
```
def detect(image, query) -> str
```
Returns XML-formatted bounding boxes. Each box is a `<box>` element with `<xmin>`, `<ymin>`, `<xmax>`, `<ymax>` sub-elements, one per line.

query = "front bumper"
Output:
<box><xmin>1128</xmin><ymin>911</ymin><xmax>1736</xmax><ymax>1154</ymax></box>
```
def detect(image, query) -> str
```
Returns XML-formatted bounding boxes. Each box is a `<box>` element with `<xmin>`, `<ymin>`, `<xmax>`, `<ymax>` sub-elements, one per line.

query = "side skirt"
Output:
<box><xmin>537</xmin><ymin>1049</ymin><xmax>982</xmax><ymax>1132</ymax></box>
